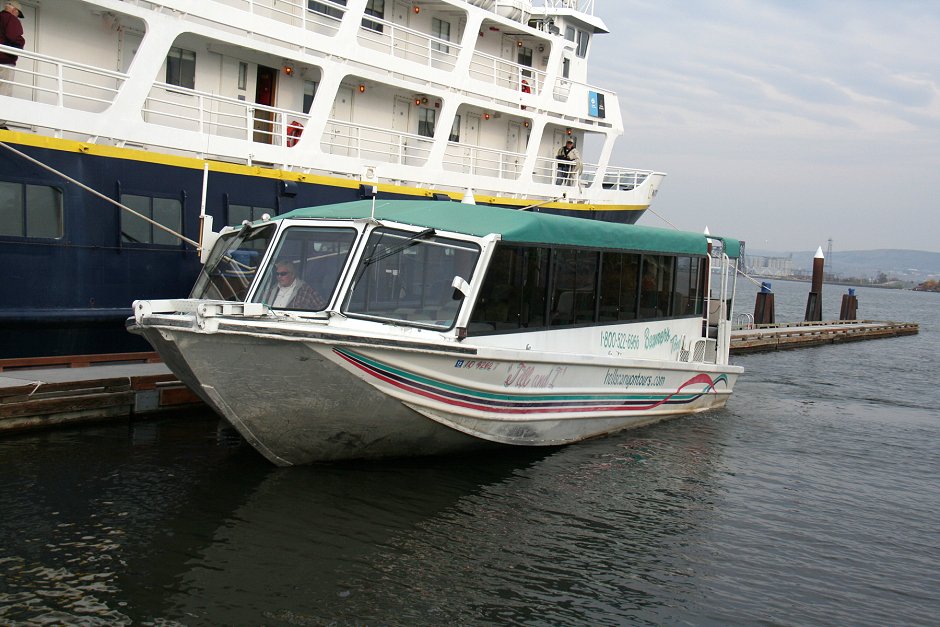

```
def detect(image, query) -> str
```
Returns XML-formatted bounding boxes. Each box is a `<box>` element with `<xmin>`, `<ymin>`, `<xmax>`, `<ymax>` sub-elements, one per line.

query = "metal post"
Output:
<box><xmin>804</xmin><ymin>246</ymin><xmax>824</xmax><ymax>322</ymax></box>
<box><xmin>754</xmin><ymin>281</ymin><xmax>775</xmax><ymax>324</ymax></box>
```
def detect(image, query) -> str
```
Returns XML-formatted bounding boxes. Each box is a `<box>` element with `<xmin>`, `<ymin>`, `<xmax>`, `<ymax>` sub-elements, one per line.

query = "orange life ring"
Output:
<box><xmin>287</xmin><ymin>120</ymin><xmax>304</xmax><ymax>147</ymax></box>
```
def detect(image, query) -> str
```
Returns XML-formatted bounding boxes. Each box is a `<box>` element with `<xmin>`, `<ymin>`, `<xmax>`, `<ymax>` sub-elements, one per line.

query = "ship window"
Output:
<box><xmin>303</xmin><ymin>80</ymin><xmax>319</xmax><ymax>113</ymax></box>
<box><xmin>432</xmin><ymin>18</ymin><xmax>450</xmax><ymax>54</ymax></box>
<box><xmin>237</xmin><ymin>62</ymin><xmax>248</xmax><ymax>91</ymax></box>
<box><xmin>449</xmin><ymin>115</ymin><xmax>461</xmax><ymax>142</ymax></box>
<box><xmin>308</xmin><ymin>0</ymin><xmax>346</xmax><ymax>20</ymax></box>
<box><xmin>120</xmin><ymin>194</ymin><xmax>183</xmax><ymax>246</ymax></box>
<box><xmin>417</xmin><ymin>108</ymin><xmax>436</xmax><ymax>138</ymax></box>
<box><xmin>362</xmin><ymin>0</ymin><xmax>384</xmax><ymax>32</ymax></box>
<box><xmin>562</xmin><ymin>57</ymin><xmax>570</xmax><ymax>79</ymax></box>
<box><xmin>517</xmin><ymin>46</ymin><xmax>533</xmax><ymax>67</ymax></box>
<box><xmin>166</xmin><ymin>47</ymin><xmax>196</xmax><ymax>89</ymax></box>
<box><xmin>576</xmin><ymin>29</ymin><xmax>589</xmax><ymax>58</ymax></box>
<box><xmin>343</xmin><ymin>227</ymin><xmax>480</xmax><ymax>329</ymax></box>
<box><xmin>0</xmin><ymin>182</ymin><xmax>64</xmax><ymax>239</ymax></box>
<box><xmin>228</xmin><ymin>204</ymin><xmax>274</xmax><ymax>227</ymax></box>
<box><xmin>674</xmin><ymin>256</ymin><xmax>704</xmax><ymax>316</ymax></box>
<box><xmin>565</xmin><ymin>26</ymin><xmax>575</xmax><ymax>42</ymax></box>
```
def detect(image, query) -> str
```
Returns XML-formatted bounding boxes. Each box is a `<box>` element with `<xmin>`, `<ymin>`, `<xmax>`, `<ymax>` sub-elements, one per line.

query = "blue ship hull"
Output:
<box><xmin>0</xmin><ymin>137</ymin><xmax>643</xmax><ymax>359</ymax></box>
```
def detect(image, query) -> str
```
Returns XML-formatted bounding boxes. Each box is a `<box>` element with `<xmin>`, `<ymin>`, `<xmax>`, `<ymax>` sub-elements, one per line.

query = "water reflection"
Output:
<box><xmin>0</xmin><ymin>410</ymin><xmax>730</xmax><ymax>625</ymax></box>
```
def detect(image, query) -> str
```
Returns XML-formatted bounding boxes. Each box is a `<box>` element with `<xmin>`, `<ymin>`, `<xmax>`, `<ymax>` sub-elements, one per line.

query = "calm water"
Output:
<box><xmin>1</xmin><ymin>281</ymin><xmax>938</xmax><ymax>625</ymax></box>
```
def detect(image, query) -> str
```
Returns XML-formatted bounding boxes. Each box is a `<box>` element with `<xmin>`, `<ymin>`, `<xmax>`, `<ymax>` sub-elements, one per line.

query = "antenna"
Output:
<box><xmin>370</xmin><ymin>185</ymin><xmax>377</xmax><ymax>220</ymax></box>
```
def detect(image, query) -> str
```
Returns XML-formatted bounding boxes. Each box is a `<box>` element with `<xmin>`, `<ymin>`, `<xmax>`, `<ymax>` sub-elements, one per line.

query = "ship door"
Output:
<box><xmin>328</xmin><ymin>85</ymin><xmax>353</xmax><ymax>156</ymax></box>
<box><xmin>506</xmin><ymin>121</ymin><xmax>523</xmax><ymax>178</ymax></box>
<box><xmin>462</xmin><ymin>113</ymin><xmax>480</xmax><ymax>174</ymax></box>
<box><xmin>393</xmin><ymin>95</ymin><xmax>411</xmax><ymax>164</ymax></box>
<box><xmin>253</xmin><ymin>65</ymin><xmax>278</xmax><ymax>144</ymax></box>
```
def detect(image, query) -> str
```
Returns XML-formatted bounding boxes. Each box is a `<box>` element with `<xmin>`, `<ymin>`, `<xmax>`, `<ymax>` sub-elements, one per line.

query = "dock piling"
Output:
<box><xmin>754</xmin><ymin>281</ymin><xmax>775</xmax><ymax>324</ymax></box>
<box><xmin>840</xmin><ymin>288</ymin><xmax>859</xmax><ymax>321</ymax></box>
<box><xmin>804</xmin><ymin>247</ymin><xmax>825</xmax><ymax>322</ymax></box>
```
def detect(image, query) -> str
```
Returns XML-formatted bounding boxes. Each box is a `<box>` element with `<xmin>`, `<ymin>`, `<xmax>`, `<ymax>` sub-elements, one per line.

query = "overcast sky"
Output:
<box><xmin>587</xmin><ymin>0</ymin><xmax>940</xmax><ymax>253</ymax></box>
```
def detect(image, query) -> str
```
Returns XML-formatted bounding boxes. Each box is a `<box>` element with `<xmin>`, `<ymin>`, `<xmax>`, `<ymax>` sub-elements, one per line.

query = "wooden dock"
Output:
<box><xmin>0</xmin><ymin>320</ymin><xmax>920</xmax><ymax>433</ymax></box>
<box><xmin>0</xmin><ymin>357</ymin><xmax>201</xmax><ymax>434</ymax></box>
<box><xmin>730</xmin><ymin>319</ymin><xmax>919</xmax><ymax>353</ymax></box>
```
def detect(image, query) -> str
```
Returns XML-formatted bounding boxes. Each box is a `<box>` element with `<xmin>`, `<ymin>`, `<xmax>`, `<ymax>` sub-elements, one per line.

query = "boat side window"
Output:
<box><xmin>362</xmin><ymin>0</ymin><xmax>384</xmax><ymax>32</ymax></box>
<box><xmin>120</xmin><ymin>194</ymin><xmax>183</xmax><ymax>246</ymax></box>
<box><xmin>470</xmin><ymin>245</ymin><xmax>550</xmax><ymax>332</ymax></box>
<box><xmin>639</xmin><ymin>255</ymin><xmax>675</xmax><ymax>319</ymax></box>
<box><xmin>0</xmin><ymin>181</ymin><xmax>64</xmax><ymax>239</ymax></box>
<box><xmin>191</xmin><ymin>224</ymin><xmax>277</xmax><ymax>302</ymax></box>
<box><xmin>550</xmin><ymin>249</ymin><xmax>599</xmax><ymax>327</ymax></box>
<box><xmin>166</xmin><ymin>47</ymin><xmax>196</xmax><ymax>89</ymax></box>
<box><xmin>343</xmin><ymin>227</ymin><xmax>480</xmax><ymax>329</ymax></box>
<box><xmin>417</xmin><ymin>108</ymin><xmax>436</xmax><ymax>138</ymax></box>
<box><xmin>253</xmin><ymin>226</ymin><xmax>358</xmax><ymax>312</ymax></box>
<box><xmin>674</xmin><ymin>256</ymin><xmax>704</xmax><ymax>316</ymax></box>
<box><xmin>599</xmin><ymin>252</ymin><xmax>640</xmax><ymax>322</ymax></box>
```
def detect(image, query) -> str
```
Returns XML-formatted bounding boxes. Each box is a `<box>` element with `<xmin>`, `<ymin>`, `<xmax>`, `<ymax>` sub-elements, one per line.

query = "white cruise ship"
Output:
<box><xmin>0</xmin><ymin>0</ymin><xmax>664</xmax><ymax>359</ymax></box>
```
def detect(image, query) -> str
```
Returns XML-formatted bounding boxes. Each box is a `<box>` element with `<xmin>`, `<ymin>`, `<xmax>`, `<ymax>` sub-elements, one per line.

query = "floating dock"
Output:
<box><xmin>0</xmin><ymin>353</ymin><xmax>201</xmax><ymax>433</ymax></box>
<box><xmin>730</xmin><ymin>319</ymin><xmax>919</xmax><ymax>354</ymax></box>
<box><xmin>0</xmin><ymin>319</ymin><xmax>920</xmax><ymax>433</ymax></box>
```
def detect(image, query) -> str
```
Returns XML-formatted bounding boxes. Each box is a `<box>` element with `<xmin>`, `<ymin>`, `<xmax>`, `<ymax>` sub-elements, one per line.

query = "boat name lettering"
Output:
<box><xmin>644</xmin><ymin>327</ymin><xmax>674</xmax><ymax>350</ymax></box>
<box><xmin>603</xmin><ymin>369</ymin><xmax>666</xmax><ymax>388</ymax></box>
<box><xmin>454</xmin><ymin>359</ymin><xmax>497</xmax><ymax>371</ymax></box>
<box><xmin>600</xmin><ymin>331</ymin><xmax>640</xmax><ymax>351</ymax></box>
<box><xmin>503</xmin><ymin>363</ymin><xmax>567</xmax><ymax>389</ymax></box>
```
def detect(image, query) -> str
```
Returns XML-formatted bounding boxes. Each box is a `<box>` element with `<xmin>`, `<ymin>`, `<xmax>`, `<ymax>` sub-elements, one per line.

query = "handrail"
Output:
<box><xmin>469</xmin><ymin>49</ymin><xmax>547</xmax><ymax>94</ymax></box>
<box><xmin>357</xmin><ymin>15</ymin><xmax>461</xmax><ymax>71</ymax></box>
<box><xmin>323</xmin><ymin>119</ymin><xmax>434</xmax><ymax>165</ymax></box>
<box><xmin>443</xmin><ymin>142</ymin><xmax>525</xmax><ymax>179</ymax></box>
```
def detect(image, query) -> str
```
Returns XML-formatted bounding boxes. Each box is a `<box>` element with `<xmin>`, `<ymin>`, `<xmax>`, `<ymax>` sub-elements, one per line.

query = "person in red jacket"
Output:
<box><xmin>1</xmin><ymin>0</ymin><xmax>25</xmax><ymax>129</ymax></box>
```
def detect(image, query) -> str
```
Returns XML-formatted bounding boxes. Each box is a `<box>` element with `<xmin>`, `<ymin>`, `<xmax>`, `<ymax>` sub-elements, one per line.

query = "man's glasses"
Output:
<box><xmin>275</xmin><ymin>271</ymin><xmax>291</xmax><ymax>277</ymax></box>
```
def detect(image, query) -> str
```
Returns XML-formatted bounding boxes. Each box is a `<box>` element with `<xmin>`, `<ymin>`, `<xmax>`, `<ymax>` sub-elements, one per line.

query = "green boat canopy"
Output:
<box><xmin>275</xmin><ymin>200</ymin><xmax>741</xmax><ymax>258</ymax></box>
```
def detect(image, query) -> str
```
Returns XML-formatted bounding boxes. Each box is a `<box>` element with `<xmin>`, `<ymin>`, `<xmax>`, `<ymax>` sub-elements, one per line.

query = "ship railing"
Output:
<box><xmin>532</xmin><ymin>155</ymin><xmax>652</xmax><ymax>189</ymax></box>
<box><xmin>443</xmin><ymin>142</ymin><xmax>526</xmax><ymax>179</ymax></box>
<box><xmin>542</xmin><ymin>0</ymin><xmax>595</xmax><ymax>14</ymax></box>
<box><xmin>0</xmin><ymin>44</ymin><xmax>124</xmax><ymax>113</ymax></box>
<box><xmin>143</xmin><ymin>82</ymin><xmax>305</xmax><ymax>148</ymax></box>
<box><xmin>322</xmin><ymin>119</ymin><xmax>434</xmax><ymax>166</ymax></box>
<box><xmin>469</xmin><ymin>50</ymin><xmax>546</xmax><ymax>95</ymax></box>
<box><xmin>357</xmin><ymin>15</ymin><xmax>461</xmax><ymax>71</ymax></box>
<box><xmin>213</xmin><ymin>0</ymin><xmax>346</xmax><ymax>37</ymax></box>
<box><xmin>552</xmin><ymin>75</ymin><xmax>615</xmax><ymax>114</ymax></box>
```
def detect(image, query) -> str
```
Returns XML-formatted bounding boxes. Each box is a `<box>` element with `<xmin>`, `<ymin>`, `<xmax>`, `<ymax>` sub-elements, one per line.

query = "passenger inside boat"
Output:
<box><xmin>268</xmin><ymin>259</ymin><xmax>325</xmax><ymax>310</ymax></box>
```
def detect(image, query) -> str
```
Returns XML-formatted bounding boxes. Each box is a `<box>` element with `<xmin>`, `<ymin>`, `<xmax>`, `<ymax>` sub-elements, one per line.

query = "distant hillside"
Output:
<box><xmin>746</xmin><ymin>249</ymin><xmax>940</xmax><ymax>283</ymax></box>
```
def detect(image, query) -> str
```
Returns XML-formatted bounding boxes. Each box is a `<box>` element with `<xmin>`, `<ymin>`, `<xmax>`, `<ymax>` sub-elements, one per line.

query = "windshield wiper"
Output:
<box><xmin>362</xmin><ymin>228</ymin><xmax>436</xmax><ymax>266</ymax></box>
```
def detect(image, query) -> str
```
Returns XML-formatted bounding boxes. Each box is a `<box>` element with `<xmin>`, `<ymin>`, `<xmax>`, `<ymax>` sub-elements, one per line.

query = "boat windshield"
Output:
<box><xmin>251</xmin><ymin>226</ymin><xmax>359</xmax><ymax>312</ymax></box>
<box><xmin>342</xmin><ymin>227</ymin><xmax>480</xmax><ymax>329</ymax></box>
<box><xmin>191</xmin><ymin>224</ymin><xmax>277</xmax><ymax>301</ymax></box>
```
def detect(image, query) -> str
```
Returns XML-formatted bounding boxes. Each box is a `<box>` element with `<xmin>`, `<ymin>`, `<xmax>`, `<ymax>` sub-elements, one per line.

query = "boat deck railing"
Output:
<box><xmin>213</xmin><ymin>0</ymin><xmax>347</xmax><ymax>37</ymax></box>
<box><xmin>0</xmin><ymin>44</ymin><xmax>125</xmax><ymax>113</ymax></box>
<box><xmin>322</xmin><ymin>120</ymin><xmax>434</xmax><ymax>166</ymax></box>
<box><xmin>469</xmin><ymin>50</ymin><xmax>547</xmax><ymax>96</ymax></box>
<box><xmin>443</xmin><ymin>142</ymin><xmax>526</xmax><ymax>179</ymax></box>
<box><xmin>531</xmin><ymin>156</ymin><xmax>652</xmax><ymax>189</ymax></box>
<box><xmin>357</xmin><ymin>15</ymin><xmax>462</xmax><ymax>72</ymax></box>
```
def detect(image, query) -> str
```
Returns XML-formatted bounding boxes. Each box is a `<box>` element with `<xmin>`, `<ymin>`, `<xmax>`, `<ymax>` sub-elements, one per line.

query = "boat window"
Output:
<box><xmin>576</xmin><ymin>30</ymin><xmax>589</xmax><ymax>58</ymax></box>
<box><xmin>674</xmin><ymin>256</ymin><xmax>704</xmax><ymax>316</ymax></box>
<box><xmin>120</xmin><ymin>194</ymin><xmax>183</xmax><ymax>246</ymax></box>
<box><xmin>449</xmin><ymin>115</ymin><xmax>461</xmax><ymax>142</ymax></box>
<box><xmin>469</xmin><ymin>245</ymin><xmax>549</xmax><ymax>332</ymax></box>
<box><xmin>639</xmin><ymin>255</ymin><xmax>675</xmax><ymax>319</ymax></box>
<box><xmin>252</xmin><ymin>227</ymin><xmax>359</xmax><ymax>312</ymax></box>
<box><xmin>599</xmin><ymin>252</ymin><xmax>641</xmax><ymax>322</ymax></box>
<box><xmin>166</xmin><ymin>47</ymin><xmax>196</xmax><ymax>89</ymax></box>
<box><xmin>343</xmin><ymin>227</ymin><xmax>480</xmax><ymax>329</ymax></box>
<box><xmin>432</xmin><ymin>18</ymin><xmax>451</xmax><ymax>54</ymax></box>
<box><xmin>418</xmin><ymin>108</ymin><xmax>436</xmax><ymax>138</ymax></box>
<box><xmin>191</xmin><ymin>224</ymin><xmax>278</xmax><ymax>302</ymax></box>
<box><xmin>550</xmin><ymin>249</ymin><xmax>599</xmax><ymax>327</ymax></box>
<box><xmin>309</xmin><ymin>0</ymin><xmax>346</xmax><ymax>20</ymax></box>
<box><xmin>0</xmin><ymin>182</ymin><xmax>64</xmax><ymax>239</ymax></box>
<box><xmin>362</xmin><ymin>0</ymin><xmax>384</xmax><ymax>32</ymax></box>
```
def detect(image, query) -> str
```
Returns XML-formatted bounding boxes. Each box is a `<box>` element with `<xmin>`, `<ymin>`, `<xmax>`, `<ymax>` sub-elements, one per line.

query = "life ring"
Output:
<box><xmin>521</xmin><ymin>79</ymin><xmax>531</xmax><ymax>94</ymax></box>
<box><xmin>287</xmin><ymin>120</ymin><xmax>304</xmax><ymax>147</ymax></box>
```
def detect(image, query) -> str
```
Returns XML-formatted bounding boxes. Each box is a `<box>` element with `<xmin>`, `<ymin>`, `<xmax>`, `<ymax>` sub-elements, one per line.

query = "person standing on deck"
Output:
<box><xmin>0</xmin><ymin>0</ymin><xmax>25</xmax><ymax>130</ymax></box>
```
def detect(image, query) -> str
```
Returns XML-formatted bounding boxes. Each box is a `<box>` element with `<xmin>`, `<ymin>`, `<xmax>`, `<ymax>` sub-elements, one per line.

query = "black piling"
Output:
<box><xmin>754</xmin><ymin>281</ymin><xmax>775</xmax><ymax>324</ymax></box>
<box><xmin>804</xmin><ymin>247</ymin><xmax>824</xmax><ymax>322</ymax></box>
<box><xmin>840</xmin><ymin>288</ymin><xmax>859</xmax><ymax>321</ymax></box>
